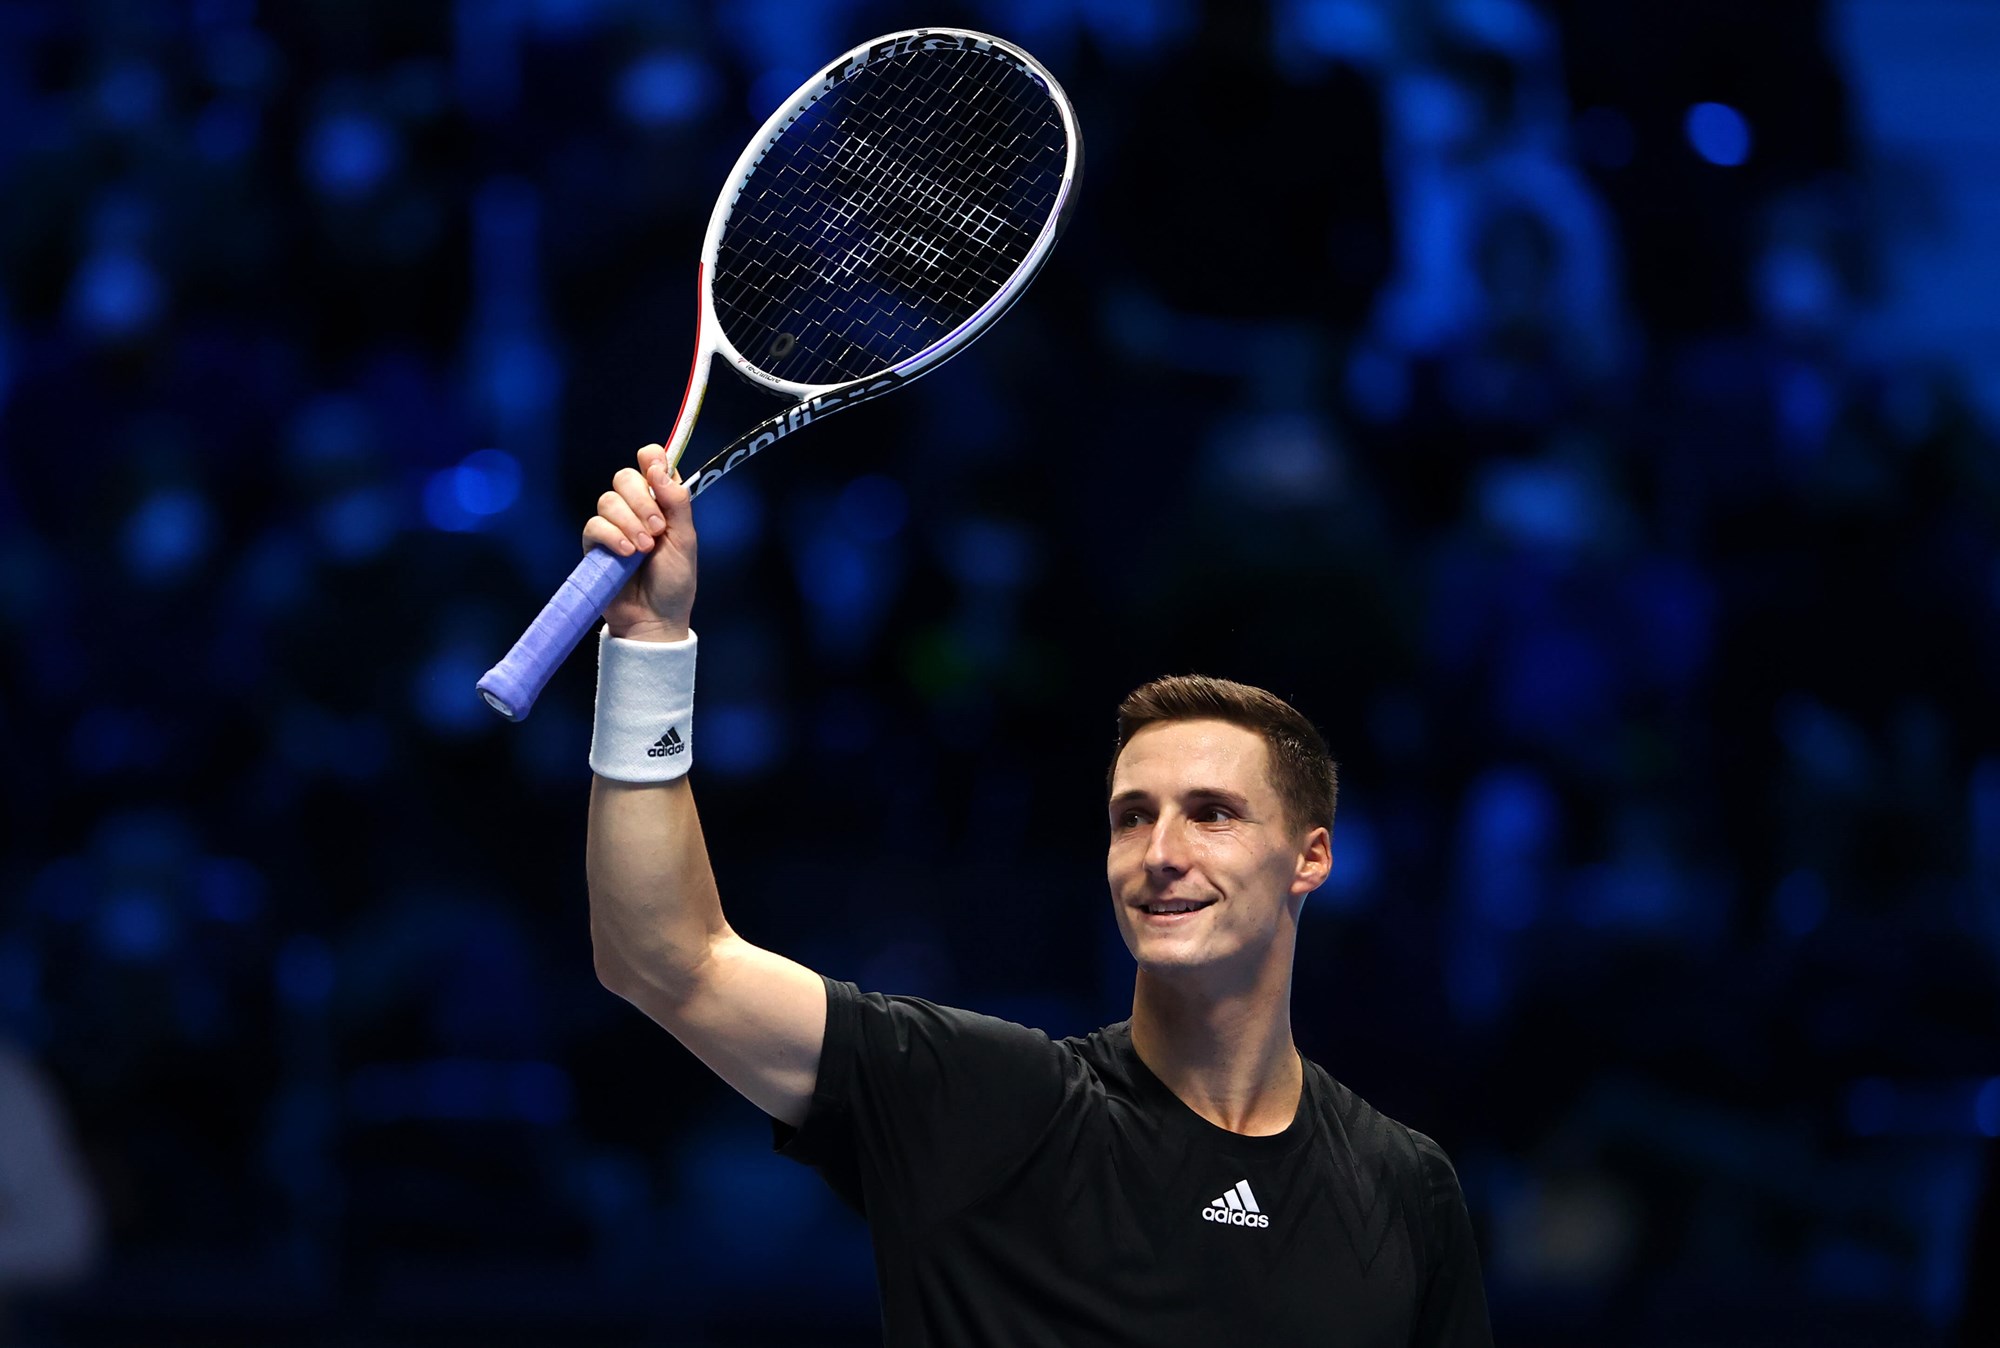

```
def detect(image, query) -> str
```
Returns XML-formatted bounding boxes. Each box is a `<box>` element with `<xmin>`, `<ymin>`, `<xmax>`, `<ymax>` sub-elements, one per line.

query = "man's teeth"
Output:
<box><xmin>1144</xmin><ymin>902</ymin><xmax>1209</xmax><ymax>914</ymax></box>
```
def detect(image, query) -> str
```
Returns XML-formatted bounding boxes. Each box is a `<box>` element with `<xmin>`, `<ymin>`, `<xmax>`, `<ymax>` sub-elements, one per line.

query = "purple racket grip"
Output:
<box><xmin>477</xmin><ymin>544</ymin><xmax>647</xmax><ymax>721</ymax></box>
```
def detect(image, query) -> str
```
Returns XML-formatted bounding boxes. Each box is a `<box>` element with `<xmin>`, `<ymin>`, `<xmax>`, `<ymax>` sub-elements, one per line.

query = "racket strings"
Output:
<box><xmin>712</xmin><ymin>43</ymin><xmax>1068</xmax><ymax>387</ymax></box>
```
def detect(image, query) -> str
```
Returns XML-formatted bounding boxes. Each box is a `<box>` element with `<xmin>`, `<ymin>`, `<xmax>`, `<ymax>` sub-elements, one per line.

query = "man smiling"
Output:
<box><xmin>583</xmin><ymin>445</ymin><xmax>1493</xmax><ymax>1346</ymax></box>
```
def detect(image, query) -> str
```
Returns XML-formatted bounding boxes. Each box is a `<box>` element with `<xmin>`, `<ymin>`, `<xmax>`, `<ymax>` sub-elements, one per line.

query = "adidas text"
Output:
<box><xmin>1202</xmin><ymin>1180</ymin><xmax>1269</xmax><ymax>1229</ymax></box>
<box><xmin>1202</xmin><ymin>1207</ymin><xmax>1270</xmax><ymax>1228</ymax></box>
<box><xmin>647</xmin><ymin>728</ymin><xmax>686</xmax><ymax>758</ymax></box>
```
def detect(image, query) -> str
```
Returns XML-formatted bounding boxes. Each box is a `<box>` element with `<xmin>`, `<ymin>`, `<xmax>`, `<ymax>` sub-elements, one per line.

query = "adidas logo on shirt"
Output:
<box><xmin>646</xmin><ymin>727</ymin><xmax>685</xmax><ymax>758</ymax></box>
<box><xmin>1201</xmin><ymin>1179</ymin><xmax>1269</xmax><ymax>1229</ymax></box>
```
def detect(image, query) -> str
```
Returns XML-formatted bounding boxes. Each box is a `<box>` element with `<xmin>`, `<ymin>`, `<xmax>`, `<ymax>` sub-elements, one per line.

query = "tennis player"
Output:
<box><xmin>583</xmin><ymin>446</ymin><xmax>1494</xmax><ymax>1346</ymax></box>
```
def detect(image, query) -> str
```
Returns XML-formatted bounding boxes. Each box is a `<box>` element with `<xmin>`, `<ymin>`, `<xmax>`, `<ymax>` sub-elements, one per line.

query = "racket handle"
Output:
<box><xmin>477</xmin><ymin>545</ymin><xmax>646</xmax><ymax>721</ymax></box>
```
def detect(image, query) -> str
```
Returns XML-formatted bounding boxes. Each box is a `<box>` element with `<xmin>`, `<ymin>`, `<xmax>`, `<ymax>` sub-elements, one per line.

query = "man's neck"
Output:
<box><xmin>1128</xmin><ymin>964</ymin><xmax>1302</xmax><ymax>1138</ymax></box>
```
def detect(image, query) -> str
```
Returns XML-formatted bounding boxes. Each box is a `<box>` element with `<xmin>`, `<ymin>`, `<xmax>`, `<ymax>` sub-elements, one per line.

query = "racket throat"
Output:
<box><xmin>663</xmin><ymin>264</ymin><xmax>709</xmax><ymax>471</ymax></box>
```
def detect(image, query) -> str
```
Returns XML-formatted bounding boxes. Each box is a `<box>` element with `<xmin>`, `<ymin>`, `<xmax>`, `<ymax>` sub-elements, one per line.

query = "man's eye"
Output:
<box><xmin>1199</xmin><ymin>806</ymin><xmax>1234</xmax><ymax>823</ymax></box>
<box><xmin>1115</xmin><ymin>811</ymin><xmax>1146</xmax><ymax>829</ymax></box>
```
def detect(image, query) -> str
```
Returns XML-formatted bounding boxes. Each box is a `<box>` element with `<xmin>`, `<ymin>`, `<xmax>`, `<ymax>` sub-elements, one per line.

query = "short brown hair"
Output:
<box><xmin>1109</xmin><ymin>675</ymin><xmax>1338</xmax><ymax>836</ymax></box>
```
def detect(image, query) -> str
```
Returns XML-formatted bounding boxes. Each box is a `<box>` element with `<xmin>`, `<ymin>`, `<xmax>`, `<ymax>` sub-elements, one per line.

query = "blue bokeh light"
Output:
<box><xmin>619</xmin><ymin>51</ymin><xmax>717</xmax><ymax>127</ymax></box>
<box><xmin>838</xmin><ymin>475</ymin><xmax>908</xmax><ymax>542</ymax></box>
<box><xmin>747</xmin><ymin>67</ymin><xmax>807</xmax><ymax>119</ymax></box>
<box><xmin>797</xmin><ymin>531</ymin><xmax>877</xmax><ymax>626</ymax></box>
<box><xmin>672</xmin><ymin>1125</ymin><xmax>823</xmax><ymax>1257</ymax></box>
<box><xmin>194</xmin><ymin>98</ymin><xmax>260</xmax><ymax>163</ymax></box>
<box><xmin>287</xmin><ymin>394</ymin><xmax>375</xmax><ymax>471</ymax></box>
<box><xmin>1478</xmin><ymin>460</ymin><xmax>1595</xmax><ymax>552</ymax></box>
<box><xmin>96</xmin><ymin>890</ymin><xmax>174</xmax><ymax>962</ymax></box>
<box><xmin>306</xmin><ymin>111</ymin><xmax>399</xmax><ymax>199</ymax></box>
<box><xmin>97</xmin><ymin>61</ymin><xmax>165</xmax><ymax>128</ymax></box>
<box><xmin>276</xmin><ymin>934</ymin><xmax>336</xmax><ymax>1008</ymax></box>
<box><xmin>452</xmin><ymin>448</ymin><xmax>522</xmax><ymax>516</ymax></box>
<box><xmin>1758</xmin><ymin>246</ymin><xmax>1840</xmax><ymax>332</ymax></box>
<box><xmin>701</xmin><ymin>700</ymin><xmax>784</xmax><ymax>778</ymax></box>
<box><xmin>423</xmin><ymin>449</ymin><xmax>523</xmax><ymax>534</ymax></box>
<box><xmin>506</xmin><ymin>1060</ymin><xmax>575</xmax><ymax>1125</ymax></box>
<box><xmin>690</xmin><ymin>476</ymin><xmax>765</xmax><ymax>560</ymax></box>
<box><xmin>532</xmin><ymin>0</ymin><xmax>602</xmax><ymax>34</ymax></box>
<box><xmin>1346</xmin><ymin>345</ymin><xmax>1411</xmax><ymax>422</ymax></box>
<box><xmin>412</xmin><ymin>642</ymin><xmax>492</xmax><ymax>734</ymax></box>
<box><xmin>124</xmin><ymin>488</ymin><xmax>216</xmax><ymax>582</ymax></box>
<box><xmin>1461</xmin><ymin>767</ymin><xmax>1556</xmax><ymax>930</ymax></box>
<box><xmin>68</xmin><ymin>250</ymin><xmax>164</xmax><ymax>338</ymax></box>
<box><xmin>1685</xmin><ymin>102</ymin><xmax>1752</xmax><ymax>167</ymax></box>
<box><xmin>945</xmin><ymin>519</ymin><xmax>1034</xmax><ymax>591</ymax></box>
<box><xmin>318</xmin><ymin>486</ymin><xmax>399</xmax><ymax>560</ymax></box>
<box><xmin>1776</xmin><ymin>694</ymin><xmax>1868</xmax><ymax>792</ymax></box>
<box><xmin>424</xmin><ymin>471</ymin><xmax>479</xmax><ymax>532</ymax></box>
<box><xmin>197</xmin><ymin>857</ymin><xmax>267</xmax><ymax>923</ymax></box>
<box><xmin>1320</xmin><ymin>811</ymin><xmax>1380</xmax><ymax>911</ymax></box>
<box><xmin>1283</xmin><ymin>0</ymin><xmax>1394</xmax><ymax>63</ymax></box>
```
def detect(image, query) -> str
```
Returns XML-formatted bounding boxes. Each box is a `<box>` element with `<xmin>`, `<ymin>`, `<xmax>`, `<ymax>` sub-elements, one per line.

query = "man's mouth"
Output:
<box><xmin>1136</xmin><ymin>899</ymin><xmax>1215</xmax><ymax>917</ymax></box>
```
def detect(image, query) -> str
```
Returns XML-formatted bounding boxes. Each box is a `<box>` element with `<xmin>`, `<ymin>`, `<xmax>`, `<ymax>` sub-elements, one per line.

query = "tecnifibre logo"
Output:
<box><xmin>1202</xmin><ymin>1180</ymin><xmax>1269</xmax><ymax>1229</ymax></box>
<box><xmin>688</xmin><ymin>372</ymin><xmax>908</xmax><ymax>501</ymax></box>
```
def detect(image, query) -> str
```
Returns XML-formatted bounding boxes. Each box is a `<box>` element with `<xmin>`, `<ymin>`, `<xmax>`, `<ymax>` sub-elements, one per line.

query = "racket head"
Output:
<box><xmin>699</xmin><ymin>29</ymin><xmax>1082</xmax><ymax>399</ymax></box>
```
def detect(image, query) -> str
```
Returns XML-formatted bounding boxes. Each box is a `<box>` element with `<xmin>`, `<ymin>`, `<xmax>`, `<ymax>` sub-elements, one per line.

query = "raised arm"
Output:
<box><xmin>583</xmin><ymin>444</ymin><xmax>826</xmax><ymax>1127</ymax></box>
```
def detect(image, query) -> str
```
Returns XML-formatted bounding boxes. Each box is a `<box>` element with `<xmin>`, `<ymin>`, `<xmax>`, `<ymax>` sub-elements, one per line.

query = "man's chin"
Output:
<box><xmin>1129</xmin><ymin>938</ymin><xmax>1213</xmax><ymax>973</ymax></box>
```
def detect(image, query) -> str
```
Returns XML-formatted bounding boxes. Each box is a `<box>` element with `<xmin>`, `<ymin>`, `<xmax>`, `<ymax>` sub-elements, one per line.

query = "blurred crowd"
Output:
<box><xmin>1</xmin><ymin>0</ymin><xmax>1997</xmax><ymax>1344</ymax></box>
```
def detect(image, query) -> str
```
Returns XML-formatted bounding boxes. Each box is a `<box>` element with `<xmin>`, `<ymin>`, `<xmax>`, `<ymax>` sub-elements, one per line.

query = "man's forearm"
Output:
<box><xmin>586</xmin><ymin>774</ymin><xmax>731</xmax><ymax>1003</ymax></box>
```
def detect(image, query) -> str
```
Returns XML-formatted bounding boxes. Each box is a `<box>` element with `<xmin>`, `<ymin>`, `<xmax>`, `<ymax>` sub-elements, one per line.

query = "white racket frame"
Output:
<box><xmin>659</xmin><ymin>27</ymin><xmax>1083</xmax><ymax>475</ymax></box>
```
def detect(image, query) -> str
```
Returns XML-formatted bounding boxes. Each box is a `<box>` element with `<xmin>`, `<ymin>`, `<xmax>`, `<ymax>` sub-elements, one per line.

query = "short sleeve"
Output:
<box><xmin>1408</xmin><ymin>1129</ymin><xmax>1494</xmax><ymax>1348</ymax></box>
<box><xmin>772</xmin><ymin>977</ymin><xmax>1070</xmax><ymax>1228</ymax></box>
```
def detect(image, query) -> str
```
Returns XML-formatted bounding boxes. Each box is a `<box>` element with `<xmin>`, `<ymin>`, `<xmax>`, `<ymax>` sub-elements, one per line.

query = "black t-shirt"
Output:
<box><xmin>773</xmin><ymin>977</ymin><xmax>1494</xmax><ymax>1347</ymax></box>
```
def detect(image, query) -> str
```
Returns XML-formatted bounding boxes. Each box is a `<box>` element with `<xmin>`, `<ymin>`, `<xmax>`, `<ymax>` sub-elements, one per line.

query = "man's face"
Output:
<box><xmin>1106</xmin><ymin>719</ymin><xmax>1329</xmax><ymax>980</ymax></box>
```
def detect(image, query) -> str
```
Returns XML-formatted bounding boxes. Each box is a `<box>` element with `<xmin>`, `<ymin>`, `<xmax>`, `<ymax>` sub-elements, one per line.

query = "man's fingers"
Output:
<box><xmin>595</xmin><ymin>489</ymin><xmax>653</xmax><ymax>553</ymax></box>
<box><xmin>612</xmin><ymin>467</ymin><xmax>664</xmax><ymax>534</ymax></box>
<box><xmin>583</xmin><ymin>444</ymin><xmax>691</xmax><ymax>559</ymax></box>
<box><xmin>582</xmin><ymin>517</ymin><xmax>636</xmax><ymax>556</ymax></box>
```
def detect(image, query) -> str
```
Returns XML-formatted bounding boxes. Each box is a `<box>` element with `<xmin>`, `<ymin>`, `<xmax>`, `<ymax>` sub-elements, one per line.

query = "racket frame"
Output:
<box><xmin>663</xmin><ymin>28</ymin><xmax>1082</xmax><ymax>489</ymax></box>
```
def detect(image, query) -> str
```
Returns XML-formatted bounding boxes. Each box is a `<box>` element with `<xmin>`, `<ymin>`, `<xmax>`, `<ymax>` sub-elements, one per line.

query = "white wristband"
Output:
<box><xmin>589</xmin><ymin>626</ymin><xmax>696</xmax><ymax>782</ymax></box>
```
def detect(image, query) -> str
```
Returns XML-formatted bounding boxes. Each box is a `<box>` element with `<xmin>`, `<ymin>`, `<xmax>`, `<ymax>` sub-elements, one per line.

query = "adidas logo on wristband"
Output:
<box><xmin>589</xmin><ymin>626</ymin><xmax>695</xmax><ymax>783</ymax></box>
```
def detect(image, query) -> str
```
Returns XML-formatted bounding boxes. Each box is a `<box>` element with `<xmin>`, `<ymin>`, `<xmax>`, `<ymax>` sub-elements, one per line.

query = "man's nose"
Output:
<box><xmin>1144</xmin><ymin>816</ymin><xmax>1187</xmax><ymax>875</ymax></box>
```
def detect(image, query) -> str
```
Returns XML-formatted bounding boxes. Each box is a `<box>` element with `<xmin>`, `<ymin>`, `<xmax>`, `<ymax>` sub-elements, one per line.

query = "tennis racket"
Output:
<box><xmin>476</xmin><ymin>27</ymin><xmax>1082</xmax><ymax>721</ymax></box>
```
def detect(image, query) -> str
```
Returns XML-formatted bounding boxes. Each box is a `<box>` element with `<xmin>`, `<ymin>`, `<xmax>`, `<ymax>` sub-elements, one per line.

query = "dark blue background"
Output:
<box><xmin>2</xmin><ymin>0</ymin><xmax>1997</xmax><ymax>1343</ymax></box>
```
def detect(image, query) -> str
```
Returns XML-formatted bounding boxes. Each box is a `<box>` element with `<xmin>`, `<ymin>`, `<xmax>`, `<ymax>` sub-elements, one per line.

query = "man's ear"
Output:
<box><xmin>1291</xmin><ymin>825</ymin><xmax>1332</xmax><ymax>896</ymax></box>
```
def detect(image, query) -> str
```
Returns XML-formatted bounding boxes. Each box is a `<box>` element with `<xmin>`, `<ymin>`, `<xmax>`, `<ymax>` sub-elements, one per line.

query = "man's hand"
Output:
<box><xmin>583</xmin><ymin>443</ymin><xmax>697</xmax><ymax>643</ymax></box>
